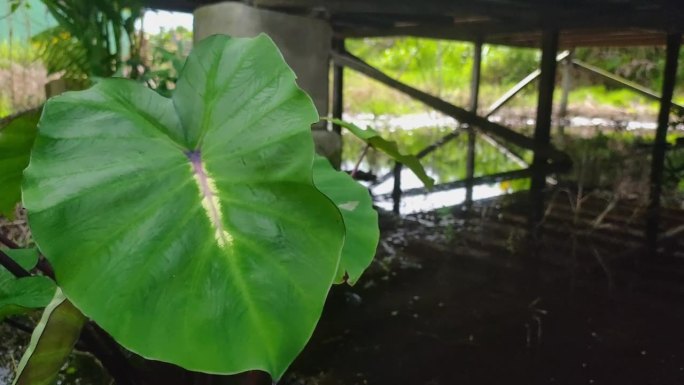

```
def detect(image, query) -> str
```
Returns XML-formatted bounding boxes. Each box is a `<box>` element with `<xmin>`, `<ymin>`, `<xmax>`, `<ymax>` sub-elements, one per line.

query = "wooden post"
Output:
<box><xmin>530</xmin><ymin>30</ymin><xmax>559</xmax><ymax>224</ymax></box>
<box><xmin>392</xmin><ymin>163</ymin><xmax>403</xmax><ymax>214</ymax></box>
<box><xmin>557</xmin><ymin>50</ymin><xmax>573</xmax><ymax>138</ymax></box>
<box><xmin>647</xmin><ymin>32</ymin><xmax>681</xmax><ymax>250</ymax></box>
<box><xmin>465</xmin><ymin>39</ymin><xmax>483</xmax><ymax>204</ymax></box>
<box><xmin>331</xmin><ymin>37</ymin><xmax>345</xmax><ymax>135</ymax></box>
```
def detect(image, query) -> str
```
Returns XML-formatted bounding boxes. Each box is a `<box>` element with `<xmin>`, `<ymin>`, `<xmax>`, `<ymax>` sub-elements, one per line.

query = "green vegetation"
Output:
<box><xmin>0</xmin><ymin>42</ymin><xmax>40</xmax><ymax>69</ymax></box>
<box><xmin>1</xmin><ymin>34</ymin><xmax>385</xmax><ymax>382</ymax></box>
<box><xmin>344</xmin><ymin>37</ymin><xmax>684</xmax><ymax>116</ymax></box>
<box><xmin>343</xmin><ymin>125</ymin><xmax>529</xmax><ymax>183</ymax></box>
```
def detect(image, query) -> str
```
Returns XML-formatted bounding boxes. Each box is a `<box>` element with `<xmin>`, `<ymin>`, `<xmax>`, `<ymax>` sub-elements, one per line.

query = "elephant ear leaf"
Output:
<box><xmin>313</xmin><ymin>156</ymin><xmax>379</xmax><ymax>285</ymax></box>
<box><xmin>0</xmin><ymin>248</ymin><xmax>56</xmax><ymax>320</ymax></box>
<box><xmin>13</xmin><ymin>288</ymin><xmax>87</xmax><ymax>385</ymax></box>
<box><xmin>327</xmin><ymin>118</ymin><xmax>435</xmax><ymax>189</ymax></box>
<box><xmin>23</xmin><ymin>34</ymin><xmax>345</xmax><ymax>379</ymax></box>
<box><xmin>0</xmin><ymin>109</ymin><xmax>41</xmax><ymax>219</ymax></box>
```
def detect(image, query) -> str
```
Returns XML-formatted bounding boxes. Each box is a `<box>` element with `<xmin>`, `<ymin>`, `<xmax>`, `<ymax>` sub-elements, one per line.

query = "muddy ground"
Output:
<box><xmin>285</xmin><ymin>192</ymin><xmax>684</xmax><ymax>385</ymax></box>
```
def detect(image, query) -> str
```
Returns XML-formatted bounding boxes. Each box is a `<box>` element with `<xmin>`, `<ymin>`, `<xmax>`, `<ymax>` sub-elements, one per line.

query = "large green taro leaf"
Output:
<box><xmin>313</xmin><ymin>156</ymin><xmax>379</xmax><ymax>285</ymax></box>
<box><xmin>0</xmin><ymin>109</ymin><xmax>40</xmax><ymax>218</ymax></box>
<box><xmin>0</xmin><ymin>248</ymin><xmax>56</xmax><ymax>320</ymax></box>
<box><xmin>23</xmin><ymin>34</ymin><xmax>345</xmax><ymax>378</ymax></box>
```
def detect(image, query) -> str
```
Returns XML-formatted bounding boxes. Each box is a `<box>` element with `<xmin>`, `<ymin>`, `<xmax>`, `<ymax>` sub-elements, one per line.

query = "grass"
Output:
<box><xmin>343</xmin><ymin>68</ymin><xmax>663</xmax><ymax>117</ymax></box>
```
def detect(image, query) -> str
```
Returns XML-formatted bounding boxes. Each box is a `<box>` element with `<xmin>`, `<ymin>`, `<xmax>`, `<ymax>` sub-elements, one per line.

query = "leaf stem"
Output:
<box><xmin>351</xmin><ymin>144</ymin><xmax>370</xmax><ymax>178</ymax></box>
<box><xmin>0</xmin><ymin>249</ymin><xmax>30</xmax><ymax>278</ymax></box>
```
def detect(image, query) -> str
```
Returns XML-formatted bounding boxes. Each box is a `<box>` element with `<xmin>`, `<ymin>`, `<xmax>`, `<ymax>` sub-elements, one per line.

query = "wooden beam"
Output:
<box><xmin>378</xmin><ymin>168</ymin><xmax>534</xmax><ymax>199</ymax></box>
<box><xmin>331</xmin><ymin>50</ymin><xmax>571</xmax><ymax>165</ymax></box>
<box><xmin>572</xmin><ymin>59</ymin><xmax>684</xmax><ymax>116</ymax></box>
<box><xmin>647</xmin><ymin>32</ymin><xmax>681</xmax><ymax>250</ymax></box>
<box><xmin>530</xmin><ymin>30</ymin><xmax>559</xmax><ymax>222</ymax></box>
<box><xmin>465</xmin><ymin>39</ymin><xmax>483</xmax><ymax>204</ymax></box>
<box><xmin>392</xmin><ymin>163</ymin><xmax>402</xmax><ymax>214</ymax></box>
<box><xmin>557</xmin><ymin>50</ymin><xmax>573</xmax><ymax>137</ymax></box>
<box><xmin>331</xmin><ymin>38</ymin><xmax>345</xmax><ymax>134</ymax></box>
<box><xmin>252</xmin><ymin>0</ymin><xmax>533</xmax><ymax>19</ymax></box>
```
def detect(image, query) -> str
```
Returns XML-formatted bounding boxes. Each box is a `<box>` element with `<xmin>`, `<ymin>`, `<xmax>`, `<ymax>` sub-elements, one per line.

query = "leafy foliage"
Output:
<box><xmin>13</xmin><ymin>289</ymin><xmax>86</xmax><ymax>385</ymax></box>
<box><xmin>313</xmin><ymin>156</ymin><xmax>379</xmax><ymax>284</ymax></box>
<box><xmin>140</xmin><ymin>26</ymin><xmax>192</xmax><ymax>97</ymax></box>
<box><xmin>329</xmin><ymin>118</ymin><xmax>435</xmax><ymax>188</ymax></box>
<box><xmin>35</xmin><ymin>0</ymin><xmax>143</xmax><ymax>79</ymax></box>
<box><xmin>21</xmin><ymin>34</ymin><xmax>366</xmax><ymax>378</ymax></box>
<box><xmin>0</xmin><ymin>109</ymin><xmax>40</xmax><ymax>218</ymax></box>
<box><xmin>0</xmin><ymin>248</ymin><xmax>56</xmax><ymax>320</ymax></box>
<box><xmin>32</xmin><ymin>26</ymin><xmax>90</xmax><ymax>81</ymax></box>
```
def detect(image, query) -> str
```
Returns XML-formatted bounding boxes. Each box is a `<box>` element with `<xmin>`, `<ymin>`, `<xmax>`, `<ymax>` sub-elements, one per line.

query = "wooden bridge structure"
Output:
<box><xmin>149</xmin><ymin>0</ymin><xmax>682</xmax><ymax>251</ymax></box>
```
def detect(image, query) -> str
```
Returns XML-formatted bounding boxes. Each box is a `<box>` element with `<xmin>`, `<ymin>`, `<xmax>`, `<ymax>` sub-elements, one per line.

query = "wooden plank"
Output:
<box><xmin>331</xmin><ymin>50</ymin><xmax>571</xmax><ymax>165</ymax></box>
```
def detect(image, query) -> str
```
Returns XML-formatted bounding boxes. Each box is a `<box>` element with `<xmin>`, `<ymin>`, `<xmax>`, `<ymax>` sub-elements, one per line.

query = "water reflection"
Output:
<box><xmin>371</xmin><ymin>167</ymin><xmax>519</xmax><ymax>214</ymax></box>
<box><xmin>342</xmin><ymin>124</ymin><xmax>530</xmax><ymax>215</ymax></box>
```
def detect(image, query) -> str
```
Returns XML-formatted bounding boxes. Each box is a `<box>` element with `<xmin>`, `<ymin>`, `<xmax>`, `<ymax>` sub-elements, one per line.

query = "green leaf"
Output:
<box><xmin>13</xmin><ymin>288</ymin><xmax>87</xmax><ymax>385</ymax></box>
<box><xmin>4</xmin><ymin>248</ymin><xmax>39</xmax><ymax>271</ymax></box>
<box><xmin>0</xmin><ymin>109</ymin><xmax>40</xmax><ymax>218</ymax></box>
<box><xmin>327</xmin><ymin>118</ymin><xmax>435</xmax><ymax>188</ymax></box>
<box><xmin>313</xmin><ymin>156</ymin><xmax>379</xmax><ymax>285</ymax></box>
<box><xmin>23</xmin><ymin>34</ymin><xmax>345</xmax><ymax>378</ymax></box>
<box><xmin>0</xmin><ymin>248</ymin><xmax>56</xmax><ymax>320</ymax></box>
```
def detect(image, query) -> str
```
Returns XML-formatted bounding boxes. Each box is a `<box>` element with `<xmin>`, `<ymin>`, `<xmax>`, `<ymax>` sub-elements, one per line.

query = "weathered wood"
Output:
<box><xmin>647</xmin><ymin>32</ymin><xmax>681</xmax><ymax>250</ymax></box>
<box><xmin>486</xmin><ymin>51</ymin><xmax>569</xmax><ymax>118</ymax></box>
<box><xmin>392</xmin><ymin>163</ymin><xmax>402</xmax><ymax>214</ymax></box>
<box><xmin>331</xmin><ymin>37</ymin><xmax>345</xmax><ymax>134</ymax></box>
<box><xmin>379</xmin><ymin>168</ymin><xmax>534</xmax><ymax>199</ymax></box>
<box><xmin>465</xmin><ymin>40</ymin><xmax>482</xmax><ymax>204</ymax></box>
<box><xmin>572</xmin><ymin>59</ymin><xmax>684</xmax><ymax>116</ymax></box>
<box><xmin>530</xmin><ymin>30</ymin><xmax>559</xmax><ymax>223</ymax></box>
<box><xmin>331</xmin><ymin>50</ymin><xmax>571</xmax><ymax>165</ymax></box>
<box><xmin>557</xmin><ymin>50</ymin><xmax>573</xmax><ymax>137</ymax></box>
<box><xmin>147</xmin><ymin>0</ymin><xmax>684</xmax><ymax>48</ymax></box>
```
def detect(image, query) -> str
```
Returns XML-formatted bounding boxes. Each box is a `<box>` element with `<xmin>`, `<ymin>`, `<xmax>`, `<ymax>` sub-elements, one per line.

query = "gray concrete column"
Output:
<box><xmin>193</xmin><ymin>2</ymin><xmax>331</xmax><ymax>118</ymax></box>
<box><xmin>194</xmin><ymin>2</ymin><xmax>341</xmax><ymax>167</ymax></box>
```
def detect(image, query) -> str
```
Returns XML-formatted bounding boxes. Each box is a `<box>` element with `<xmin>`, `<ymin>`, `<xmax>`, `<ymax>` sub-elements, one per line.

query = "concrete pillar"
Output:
<box><xmin>194</xmin><ymin>2</ymin><xmax>330</xmax><ymax>119</ymax></box>
<box><xmin>194</xmin><ymin>2</ymin><xmax>340</xmax><ymax>166</ymax></box>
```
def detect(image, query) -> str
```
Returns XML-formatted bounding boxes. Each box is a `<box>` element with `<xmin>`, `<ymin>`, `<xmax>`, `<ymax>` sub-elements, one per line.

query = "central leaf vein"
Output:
<box><xmin>187</xmin><ymin>150</ymin><xmax>233</xmax><ymax>249</ymax></box>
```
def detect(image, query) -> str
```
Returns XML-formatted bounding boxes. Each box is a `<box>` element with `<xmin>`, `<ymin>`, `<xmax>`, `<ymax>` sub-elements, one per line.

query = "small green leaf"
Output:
<box><xmin>13</xmin><ymin>288</ymin><xmax>87</xmax><ymax>385</ymax></box>
<box><xmin>0</xmin><ymin>248</ymin><xmax>56</xmax><ymax>320</ymax></box>
<box><xmin>0</xmin><ymin>109</ymin><xmax>41</xmax><ymax>218</ymax></box>
<box><xmin>4</xmin><ymin>248</ymin><xmax>40</xmax><ymax>271</ymax></box>
<box><xmin>313</xmin><ymin>156</ymin><xmax>379</xmax><ymax>285</ymax></box>
<box><xmin>327</xmin><ymin>118</ymin><xmax>435</xmax><ymax>189</ymax></box>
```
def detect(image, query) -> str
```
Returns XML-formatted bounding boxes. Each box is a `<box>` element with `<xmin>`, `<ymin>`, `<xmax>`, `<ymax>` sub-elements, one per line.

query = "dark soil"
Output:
<box><xmin>285</xmin><ymin>191</ymin><xmax>684</xmax><ymax>385</ymax></box>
